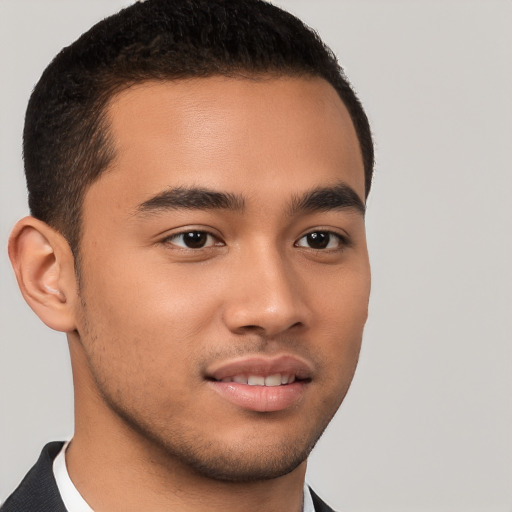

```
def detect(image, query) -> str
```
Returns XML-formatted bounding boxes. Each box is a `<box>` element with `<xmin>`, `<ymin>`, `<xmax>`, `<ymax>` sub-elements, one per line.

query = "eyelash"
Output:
<box><xmin>162</xmin><ymin>229</ymin><xmax>349</xmax><ymax>251</ymax></box>
<box><xmin>162</xmin><ymin>230</ymin><xmax>222</xmax><ymax>250</ymax></box>
<box><xmin>294</xmin><ymin>230</ymin><xmax>349</xmax><ymax>251</ymax></box>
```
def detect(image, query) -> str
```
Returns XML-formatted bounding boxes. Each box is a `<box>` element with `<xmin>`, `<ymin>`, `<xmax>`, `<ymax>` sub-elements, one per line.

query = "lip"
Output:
<box><xmin>206</xmin><ymin>354</ymin><xmax>313</xmax><ymax>381</ymax></box>
<box><xmin>205</xmin><ymin>355</ymin><xmax>313</xmax><ymax>412</ymax></box>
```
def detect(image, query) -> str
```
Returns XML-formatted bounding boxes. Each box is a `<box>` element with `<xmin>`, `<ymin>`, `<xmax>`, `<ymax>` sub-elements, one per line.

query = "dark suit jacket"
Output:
<box><xmin>1</xmin><ymin>442</ymin><xmax>337</xmax><ymax>512</ymax></box>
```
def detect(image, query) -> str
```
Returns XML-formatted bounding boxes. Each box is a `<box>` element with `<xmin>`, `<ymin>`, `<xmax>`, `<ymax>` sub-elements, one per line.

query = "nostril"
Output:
<box><xmin>241</xmin><ymin>325</ymin><xmax>264</xmax><ymax>332</ymax></box>
<box><xmin>237</xmin><ymin>321</ymin><xmax>304</xmax><ymax>337</ymax></box>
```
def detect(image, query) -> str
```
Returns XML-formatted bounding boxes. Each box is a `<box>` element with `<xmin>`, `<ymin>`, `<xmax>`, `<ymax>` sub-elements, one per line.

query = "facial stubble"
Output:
<box><xmin>74</xmin><ymin>294</ymin><xmax>352</xmax><ymax>483</ymax></box>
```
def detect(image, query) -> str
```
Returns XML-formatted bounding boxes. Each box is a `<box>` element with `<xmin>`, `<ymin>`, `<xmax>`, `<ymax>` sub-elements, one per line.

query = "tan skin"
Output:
<box><xmin>9</xmin><ymin>76</ymin><xmax>370</xmax><ymax>511</ymax></box>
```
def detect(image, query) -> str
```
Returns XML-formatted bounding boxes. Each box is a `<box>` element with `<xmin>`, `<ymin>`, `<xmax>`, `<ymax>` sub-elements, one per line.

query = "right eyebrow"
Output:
<box><xmin>135</xmin><ymin>186</ymin><xmax>246</xmax><ymax>215</ymax></box>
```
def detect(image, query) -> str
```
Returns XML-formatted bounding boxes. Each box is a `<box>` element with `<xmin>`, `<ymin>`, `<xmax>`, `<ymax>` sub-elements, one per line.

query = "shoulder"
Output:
<box><xmin>1</xmin><ymin>442</ymin><xmax>67</xmax><ymax>512</ymax></box>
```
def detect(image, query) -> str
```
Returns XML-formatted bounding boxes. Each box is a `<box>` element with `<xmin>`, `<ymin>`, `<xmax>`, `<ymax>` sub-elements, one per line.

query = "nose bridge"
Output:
<box><xmin>223</xmin><ymin>242</ymin><xmax>308</xmax><ymax>336</ymax></box>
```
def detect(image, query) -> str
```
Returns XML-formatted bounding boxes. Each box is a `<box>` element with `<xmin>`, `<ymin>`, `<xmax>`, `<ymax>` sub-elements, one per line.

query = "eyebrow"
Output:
<box><xmin>135</xmin><ymin>182</ymin><xmax>365</xmax><ymax>217</ymax></box>
<box><xmin>136</xmin><ymin>186</ymin><xmax>245</xmax><ymax>214</ymax></box>
<box><xmin>288</xmin><ymin>183</ymin><xmax>366</xmax><ymax>216</ymax></box>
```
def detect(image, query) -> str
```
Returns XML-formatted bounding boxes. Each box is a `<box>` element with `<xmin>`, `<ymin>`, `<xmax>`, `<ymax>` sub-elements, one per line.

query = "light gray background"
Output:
<box><xmin>1</xmin><ymin>1</ymin><xmax>511</xmax><ymax>510</ymax></box>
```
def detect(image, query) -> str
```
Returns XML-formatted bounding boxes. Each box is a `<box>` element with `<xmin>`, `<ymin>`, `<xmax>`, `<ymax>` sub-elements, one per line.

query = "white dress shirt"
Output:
<box><xmin>52</xmin><ymin>442</ymin><xmax>94</xmax><ymax>512</ymax></box>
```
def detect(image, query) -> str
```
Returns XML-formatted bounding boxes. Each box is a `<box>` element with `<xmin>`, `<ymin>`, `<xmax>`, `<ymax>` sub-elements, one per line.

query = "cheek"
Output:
<box><xmin>76</xmin><ymin>270</ymin><xmax>206</xmax><ymax>416</ymax></box>
<box><xmin>80</xmin><ymin>247</ymin><xmax>222</xmax><ymax>340</ymax></box>
<box><xmin>311</xmin><ymin>268</ymin><xmax>370</xmax><ymax>380</ymax></box>
<box><xmin>75</xmin><ymin>253</ymin><xmax>223</xmax><ymax>403</ymax></box>
<box><xmin>312</xmin><ymin>262</ymin><xmax>370</xmax><ymax>330</ymax></box>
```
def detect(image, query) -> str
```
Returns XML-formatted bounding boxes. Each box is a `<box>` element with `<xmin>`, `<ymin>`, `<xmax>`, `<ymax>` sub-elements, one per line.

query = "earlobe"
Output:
<box><xmin>8</xmin><ymin>216</ymin><xmax>78</xmax><ymax>332</ymax></box>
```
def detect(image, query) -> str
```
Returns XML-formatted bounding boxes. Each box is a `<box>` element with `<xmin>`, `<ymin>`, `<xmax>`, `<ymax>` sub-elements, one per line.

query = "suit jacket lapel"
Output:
<box><xmin>309</xmin><ymin>487</ymin><xmax>338</xmax><ymax>512</ymax></box>
<box><xmin>1</xmin><ymin>442</ymin><xmax>67</xmax><ymax>512</ymax></box>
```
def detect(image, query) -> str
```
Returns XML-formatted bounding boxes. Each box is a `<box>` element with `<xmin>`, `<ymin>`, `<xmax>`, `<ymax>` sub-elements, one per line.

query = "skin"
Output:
<box><xmin>9</xmin><ymin>76</ymin><xmax>370</xmax><ymax>511</ymax></box>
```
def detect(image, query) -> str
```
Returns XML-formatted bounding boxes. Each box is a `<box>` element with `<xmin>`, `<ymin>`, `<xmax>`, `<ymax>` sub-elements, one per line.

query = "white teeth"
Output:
<box><xmin>264</xmin><ymin>374</ymin><xmax>282</xmax><ymax>387</ymax></box>
<box><xmin>248</xmin><ymin>375</ymin><xmax>265</xmax><ymax>386</ymax></box>
<box><xmin>219</xmin><ymin>373</ymin><xmax>297</xmax><ymax>386</ymax></box>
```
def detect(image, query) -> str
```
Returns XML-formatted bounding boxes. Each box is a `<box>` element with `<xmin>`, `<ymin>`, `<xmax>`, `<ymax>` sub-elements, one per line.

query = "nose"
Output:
<box><xmin>221</xmin><ymin>246</ymin><xmax>310</xmax><ymax>338</ymax></box>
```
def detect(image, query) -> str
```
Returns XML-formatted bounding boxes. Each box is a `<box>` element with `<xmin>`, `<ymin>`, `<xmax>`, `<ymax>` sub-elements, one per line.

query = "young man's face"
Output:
<box><xmin>73</xmin><ymin>76</ymin><xmax>370</xmax><ymax>481</ymax></box>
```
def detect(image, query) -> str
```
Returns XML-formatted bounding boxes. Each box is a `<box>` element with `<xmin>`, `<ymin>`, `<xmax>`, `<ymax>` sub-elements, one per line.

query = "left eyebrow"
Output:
<box><xmin>288</xmin><ymin>183</ymin><xmax>366</xmax><ymax>216</ymax></box>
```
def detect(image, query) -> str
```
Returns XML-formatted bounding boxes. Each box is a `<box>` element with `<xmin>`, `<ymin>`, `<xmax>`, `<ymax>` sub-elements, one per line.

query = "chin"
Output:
<box><xmin>171</xmin><ymin>439</ymin><xmax>314</xmax><ymax>482</ymax></box>
<box><xmin>145</xmin><ymin>416</ymin><xmax>331</xmax><ymax>483</ymax></box>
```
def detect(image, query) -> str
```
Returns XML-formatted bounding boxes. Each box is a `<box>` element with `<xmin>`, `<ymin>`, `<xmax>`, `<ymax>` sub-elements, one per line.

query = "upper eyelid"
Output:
<box><xmin>165</xmin><ymin>230</ymin><xmax>221</xmax><ymax>240</ymax></box>
<box><xmin>297</xmin><ymin>228</ymin><xmax>350</xmax><ymax>241</ymax></box>
<box><xmin>166</xmin><ymin>232</ymin><xmax>211</xmax><ymax>240</ymax></box>
<box><xmin>161</xmin><ymin>231</ymin><xmax>224</xmax><ymax>251</ymax></box>
<box><xmin>159</xmin><ymin>227</ymin><xmax>350</xmax><ymax>244</ymax></box>
<box><xmin>161</xmin><ymin>227</ymin><xmax>223</xmax><ymax>240</ymax></box>
<box><xmin>294</xmin><ymin>229</ymin><xmax>352</xmax><ymax>250</ymax></box>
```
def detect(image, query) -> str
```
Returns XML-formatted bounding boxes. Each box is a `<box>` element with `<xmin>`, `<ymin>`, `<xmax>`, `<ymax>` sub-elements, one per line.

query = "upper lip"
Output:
<box><xmin>205</xmin><ymin>354</ymin><xmax>314</xmax><ymax>381</ymax></box>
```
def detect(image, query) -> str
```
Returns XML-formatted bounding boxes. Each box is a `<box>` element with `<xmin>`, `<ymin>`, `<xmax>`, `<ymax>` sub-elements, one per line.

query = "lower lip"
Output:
<box><xmin>207</xmin><ymin>381</ymin><xmax>307</xmax><ymax>412</ymax></box>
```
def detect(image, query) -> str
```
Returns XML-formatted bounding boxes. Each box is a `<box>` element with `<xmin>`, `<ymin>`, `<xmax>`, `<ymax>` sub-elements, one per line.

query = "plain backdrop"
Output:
<box><xmin>1</xmin><ymin>1</ymin><xmax>511</xmax><ymax>511</ymax></box>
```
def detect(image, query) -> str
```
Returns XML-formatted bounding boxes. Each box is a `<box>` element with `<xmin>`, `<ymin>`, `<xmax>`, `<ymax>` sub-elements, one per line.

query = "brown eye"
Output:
<box><xmin>296</xmin><ymin>231</ymin><xmax>344</xmax><ymax>250</ymax></box>
<box><xmin>167</xmin><ymin>231</ymin><xmax>216</xmax><ymax>249</ymax></box>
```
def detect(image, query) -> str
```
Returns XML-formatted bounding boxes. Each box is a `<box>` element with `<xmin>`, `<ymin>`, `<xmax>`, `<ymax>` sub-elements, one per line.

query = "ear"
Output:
<box><xmin>8</xmin><ymin>216</ymin><xmax>79</xmax><ymax>332</ymax></box>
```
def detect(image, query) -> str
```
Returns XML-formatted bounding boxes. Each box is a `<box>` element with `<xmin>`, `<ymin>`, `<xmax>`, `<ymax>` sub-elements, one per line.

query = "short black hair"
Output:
<box><xmin>24</xmin><ymin>0</ymin><xmax>374</xmax><ymax>254</ymax></box>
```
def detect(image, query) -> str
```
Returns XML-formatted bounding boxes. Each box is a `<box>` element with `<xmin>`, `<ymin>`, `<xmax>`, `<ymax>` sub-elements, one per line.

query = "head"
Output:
<box><xmin>11</xmin><ymin>0</ymin><xmax>374</xmax><ymax>485</ymax></box>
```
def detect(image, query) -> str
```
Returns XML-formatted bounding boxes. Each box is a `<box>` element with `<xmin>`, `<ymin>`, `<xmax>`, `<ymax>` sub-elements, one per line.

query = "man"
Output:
<box><xmin>3</xmin><ymin>0</ymin><xmax>373</xmax><ymax>510</ymax></box>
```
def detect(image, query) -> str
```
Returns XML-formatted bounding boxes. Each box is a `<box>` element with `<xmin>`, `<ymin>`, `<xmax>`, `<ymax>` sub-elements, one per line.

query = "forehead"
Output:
<box><xmin>90</xmin><ymin>76</ymin><xmax>365</xmax><ymax>210</ymax></box>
